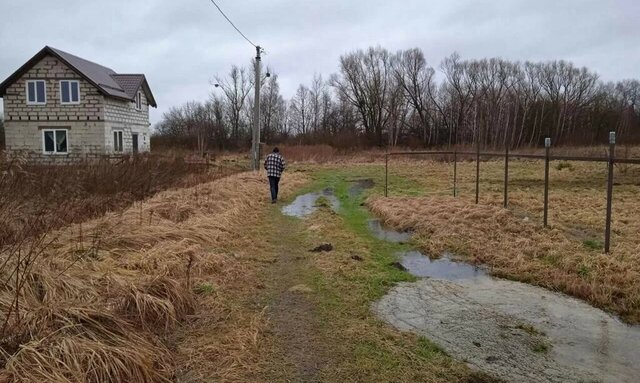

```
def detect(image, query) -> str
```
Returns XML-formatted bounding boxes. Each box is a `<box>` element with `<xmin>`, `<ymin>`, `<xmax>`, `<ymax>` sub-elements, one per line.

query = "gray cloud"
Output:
<box><xmin>1</xmin><ymin>0</ymin><xmax>638</xmax><ymax>125</ymax></box>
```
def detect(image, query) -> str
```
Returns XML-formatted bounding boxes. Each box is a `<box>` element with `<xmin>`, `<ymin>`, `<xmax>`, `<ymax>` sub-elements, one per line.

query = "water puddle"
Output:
<box><xmin>348</xmin><ymin>178</ymin><xmax>375</xmax><ymax>198</ymax></box>
<box><xmin>369</xmin><ymin>216</ymin><xmax>640</xmax><ymax>382</ymax></box>
<box><xmin>281</xmin><ymin>189</ymin><xmax>340</xmax><ymax>218</ymax></box>
<box><xmin>367</xmin><ymin>219</ymin><xmax>412</xmax><ymax>243</ymax></box>
<box><xmin>399</xmin><ymin>251</ymin><xmax>488</xmax><ymax>280</ymax></box>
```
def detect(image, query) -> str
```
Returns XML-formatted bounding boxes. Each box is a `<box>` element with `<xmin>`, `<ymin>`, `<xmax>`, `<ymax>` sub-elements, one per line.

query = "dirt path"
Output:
<box><xmin>243</xmin><ymin>177</ymin><xmax>492</xmax><ymax>383</ymax></box>
<box><xmin>255</xmin><ymin>209</ymin><xmax>329</xmax><ymax>382</ymax></box>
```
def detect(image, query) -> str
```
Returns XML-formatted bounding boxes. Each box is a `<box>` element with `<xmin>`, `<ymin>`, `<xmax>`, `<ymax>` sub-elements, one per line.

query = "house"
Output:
<box><xmin>0</xmin><ymin>46</ymin><xmax>157</xmax><ymax>161</ymax></box>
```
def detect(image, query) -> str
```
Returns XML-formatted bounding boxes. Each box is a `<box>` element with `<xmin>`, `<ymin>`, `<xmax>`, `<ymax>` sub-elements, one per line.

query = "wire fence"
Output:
<box><xmin>384</xmin><ymin>132</ymin><xmax>640</xmax><ymax>253</ymax></box>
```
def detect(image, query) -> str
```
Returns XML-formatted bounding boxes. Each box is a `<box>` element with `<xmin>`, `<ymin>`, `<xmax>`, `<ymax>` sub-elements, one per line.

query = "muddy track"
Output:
<box><xmin>261</xmin><ymin>212</ymin><xmax>328</xmax><ymax>382</ymax></box>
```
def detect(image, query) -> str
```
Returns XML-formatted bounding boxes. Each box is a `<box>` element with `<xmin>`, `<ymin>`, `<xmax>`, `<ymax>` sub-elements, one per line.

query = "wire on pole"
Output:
<box><xmin>209</xmin><ymin>0</ymin><xmax>258</xmax><ymax>48</ymax></box>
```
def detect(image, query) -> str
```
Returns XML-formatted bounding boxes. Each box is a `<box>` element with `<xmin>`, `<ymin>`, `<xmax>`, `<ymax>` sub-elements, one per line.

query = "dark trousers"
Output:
<box><xmin>268</xmin><ymin>176</ymin><xmax>280</xmax><ymax>201</ymax></box>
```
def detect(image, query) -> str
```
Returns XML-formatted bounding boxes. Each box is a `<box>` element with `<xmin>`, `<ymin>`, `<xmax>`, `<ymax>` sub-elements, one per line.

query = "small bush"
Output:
<box><xmin>194</xmin><ymin>282</ymin><xmax>216</xmax><ymax>296</ymax></box>
<box><xmin>555</xmin><ymin>161</ymin><xmax>574</xmax><ymax>171</ymax></box>
<box><xmin>532</xmin><ymin>341</ymin><xmax>550</xmax><ymax>353</ymax></box>
<box><xmin>582</xmin><ymin>239</ymin><xmax>603</xmax><ymax>251</ymax></box>
<box><xmin>577</xmin><ymin>264</ymin><xmax>591</xmax><ymax>278</ymax></box>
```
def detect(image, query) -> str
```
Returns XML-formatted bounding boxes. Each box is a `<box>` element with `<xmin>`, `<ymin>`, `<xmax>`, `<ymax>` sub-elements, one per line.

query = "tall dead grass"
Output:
<box><xmin>0</xmin><ymin>152</ymin><xmax>243</xmax><ymax>246</ymax></box>
<box><xmin>0</xmin><ymin>171</ymin><xmax>307</xmax><ymax>382</ymax></box>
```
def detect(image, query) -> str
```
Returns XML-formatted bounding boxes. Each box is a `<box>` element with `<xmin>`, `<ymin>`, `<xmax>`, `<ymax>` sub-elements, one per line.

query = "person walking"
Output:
<box><xmin>264</xmin><ymin>147</ymin><xmax>286</xmax><ymax>203</ymax></box>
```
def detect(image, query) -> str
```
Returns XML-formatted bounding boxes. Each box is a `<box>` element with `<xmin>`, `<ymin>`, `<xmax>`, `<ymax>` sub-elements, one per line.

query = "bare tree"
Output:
<box><xmin>331</xmin><ymin>46</ymin><xmax>395</xmax><ymax>146</ymax></box>
<box><xmin>213</xmin><ymin>66</ymin><xmax>252</xmax><ymax>147</ymax></box>
<box><xmin>290</xmin><ymin>84</ymin><xmax>311</xmax><ymax>135</ymax></box>
<box><xmin>394</xmin><ymin>48</ymin><xmax>436</xmax><ymax>145</ymax></box>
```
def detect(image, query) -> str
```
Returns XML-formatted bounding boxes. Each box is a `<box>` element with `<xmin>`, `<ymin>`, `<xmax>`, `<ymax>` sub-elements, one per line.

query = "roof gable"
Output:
<box><xmin>0</xmin><ymin>46</ymin><xmax>157</xmax><ymax>107</ymax></box>
<box><xmin>111</xmin><ymin>74</ymin><xmax>157</xmax><ymax>108</ymax></box>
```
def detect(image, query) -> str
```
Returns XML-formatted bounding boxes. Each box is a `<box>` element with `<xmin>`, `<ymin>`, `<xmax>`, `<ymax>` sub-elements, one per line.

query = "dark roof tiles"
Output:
<box><xmin>111</xmin><ymin>74</ymin><xmax>145</xmax><ymax>99</ymax></box>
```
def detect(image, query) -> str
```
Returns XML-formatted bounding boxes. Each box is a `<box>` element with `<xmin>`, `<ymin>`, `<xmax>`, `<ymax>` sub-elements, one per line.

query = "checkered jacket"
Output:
<box><xmin>264</xmin><ymin>153</ymin><xmax>286</xmax><ymax>177</ymax></box>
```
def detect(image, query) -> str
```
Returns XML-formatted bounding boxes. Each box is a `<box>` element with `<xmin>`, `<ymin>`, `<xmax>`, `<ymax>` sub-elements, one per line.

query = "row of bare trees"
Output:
<box><xmin>154</xmin><ymin>46</ymin><xmax>640</xmax><ymax>151</ymax></box>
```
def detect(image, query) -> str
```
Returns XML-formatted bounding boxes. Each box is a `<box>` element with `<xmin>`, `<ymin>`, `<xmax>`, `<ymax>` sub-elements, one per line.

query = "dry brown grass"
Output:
<box><xmin>0</xmin><ymin>171</ymin><xmax>308</xmax><ymax>382</ymax></box>
<box><xmin>0</xmin><ymin>152</ymin><xmax>244</xmax><ymax>246</ymax></box>
<box><xmin>370</xmin><ymin>158</ymin><xmax>640</xmax><ymax>323</ymax></box>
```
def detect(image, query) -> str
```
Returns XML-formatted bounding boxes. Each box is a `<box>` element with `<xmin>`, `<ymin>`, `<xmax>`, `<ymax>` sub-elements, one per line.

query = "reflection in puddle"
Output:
<box><xmin>281</xmin><ymin>189</ymin><xmax>340</xmax><ymax>218</ymax></box>
<box><xmin>367</xmin><ymin>219</ymin><xmax>412</xmax><ymax>243</ymax></box>
<box><xmin>399</xmin><ymin>251</ymin><xmax>488</xmax><ymax>280</ymax></box>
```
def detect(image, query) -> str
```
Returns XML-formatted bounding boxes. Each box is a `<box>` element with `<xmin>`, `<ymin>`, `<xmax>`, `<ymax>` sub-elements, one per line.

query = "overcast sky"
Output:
<box><xmin>0</xmin><ymin>0</ymin><xmax>638</xmax><ymax>126</ymax></box>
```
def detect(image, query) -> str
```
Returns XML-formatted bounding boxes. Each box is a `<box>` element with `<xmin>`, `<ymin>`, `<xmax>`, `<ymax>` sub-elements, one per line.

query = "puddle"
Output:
<box><xmin>281</xmin><ymin>189</ymin><xmax>340</xmax><ymax>218</ymax></box>
<box><xmin>399</xmin><ymin>251</ymin><xmax>488</xmax><ymax>280</ymax></box>
<box><xmin>348</xmin><ymin>178</ymin><xmax>375</xmax><ymax>197</ymax></box>
<box><xmin>370</xmin><ymin>223</ymin><xmax>640</xmax><ymax>382</ymax></box>
<box><xmin>374</xmin><ymin>277</ymin><xmax>640</xmax><ymax>382</ymax></box>
<box><xmin>367</xmin><ymin>219</ymin><xmax>412</xmax><ymax>243</ymax></box>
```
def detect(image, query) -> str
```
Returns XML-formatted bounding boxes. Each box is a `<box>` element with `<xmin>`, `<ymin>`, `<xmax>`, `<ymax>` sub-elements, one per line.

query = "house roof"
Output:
<box><xmin>111</xmin><ymin>74</ymin><xmax>145</xmax><ymax>99</ymax></box>
<box><xmin>0</xmin><ymin>46</ymin><xmax>157</xmax><ymax>107</ymax></box>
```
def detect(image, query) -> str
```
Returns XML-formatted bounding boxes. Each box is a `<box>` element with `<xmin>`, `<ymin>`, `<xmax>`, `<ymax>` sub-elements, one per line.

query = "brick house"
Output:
<box><xmin>0</xmin><ymin>46</ymin><xmax>157</xmax><ymax>161</ymax></box>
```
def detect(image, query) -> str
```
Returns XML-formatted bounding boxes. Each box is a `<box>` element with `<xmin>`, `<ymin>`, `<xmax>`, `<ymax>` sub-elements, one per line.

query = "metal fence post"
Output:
<box><xmin>385</xmin><ymin>153</ymin><xmax>389</xmax><ymax>197</ymax></box>
<box><xmin>504</xmin><ymin>145</ymin><xmax>509</xmax><ymax>208</ymax></box>
<box><xmin>475</xmin><ymin>142</ymin><xmax>480</xmax><ymax>204</ymax></box>
<box><xmin>605</xmin><ymin>131</ymin><xmax>616</xmax><ymax>253</ymax></box>
<box><xmin>544</xmin><ymin>138</ymin><xmax>551</xmax><ymax>227</ymax></box>
<box><xmin>453</xmin><ymin>150</ymin><xmax>458</xmax><ymax>197</ymax></box>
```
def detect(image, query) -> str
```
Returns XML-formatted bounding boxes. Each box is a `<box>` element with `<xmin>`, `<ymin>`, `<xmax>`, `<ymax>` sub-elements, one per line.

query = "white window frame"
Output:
<box><xmin>113</xmin><ymin>130</ymin><xmax>124</xmax><ymax>153</ymax></box>
<box><xmin>59</xmin><ymin>80</ymin><xmax>81</xmax><ymax>105</ymax></box>
<box><xmin>26</xmin><ymin>80</ymin><xmax>47</xmax><ymax>105</ymax></box>
<box><xmin>42</xmin><ymin>129</ymin><xmax>69</xmax><ymax>155</ymax></box>
<box><xmin>135</xmin><ymin>92</ymin><xmax>142</xmax><ymax>110</ymax></box>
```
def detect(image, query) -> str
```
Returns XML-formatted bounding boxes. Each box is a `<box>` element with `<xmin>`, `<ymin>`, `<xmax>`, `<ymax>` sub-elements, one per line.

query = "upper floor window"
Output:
<box><xmin>60</xmin><ymin>80</ymin><xmax>80</xmax><ymax>104</ymax></box>
<box><xmin>26</xmin><ymin>80</ymin><xmax>46</xmax><ymax>105</ymax></box>
<box><xmin>135</xmin><ymin>92</ymin><xmax>142</xmax><ymax>110</ymax></box>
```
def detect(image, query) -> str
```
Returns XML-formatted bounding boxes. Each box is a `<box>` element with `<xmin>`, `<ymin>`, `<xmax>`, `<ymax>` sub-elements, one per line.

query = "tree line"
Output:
<box><xmin>154</xmin><ymin>46</ymin><xmax>640</xmax><ymax>152</ymax></box>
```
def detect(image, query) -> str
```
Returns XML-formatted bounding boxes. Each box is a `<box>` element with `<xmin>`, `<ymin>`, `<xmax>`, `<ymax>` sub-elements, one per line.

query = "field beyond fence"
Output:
<box><xmin>385</xmin><ymin>141</ymin><xmax>640</xmax><ymax>253</ymax></box>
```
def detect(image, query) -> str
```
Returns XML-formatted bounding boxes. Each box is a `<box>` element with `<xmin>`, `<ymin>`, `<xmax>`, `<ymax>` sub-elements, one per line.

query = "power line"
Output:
<box><xmin>208</xmin><ymin>0</ymin><xmax>257</xmax><ymax>48</ymax></box>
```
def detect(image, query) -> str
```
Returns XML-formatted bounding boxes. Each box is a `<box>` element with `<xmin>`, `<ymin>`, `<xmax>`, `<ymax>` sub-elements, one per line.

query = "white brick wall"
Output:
<box><xmin>2</xmin><ymin>53</ymin><xmax>152</xmax><ymax>159</ymax></box>
<box><xmin>3</xmin><ymin>55</ymin><xmax>104</xmax><ymax>122</ymax></box>
<box><xmin>4</xmin><ymin>120</ymin><xmax>106</xmax><ymax>163</ymax></box>
<box><xmin>104</xmin><ymin>90</ymin><xmax>150</xmax><ymax>154</ymax></box>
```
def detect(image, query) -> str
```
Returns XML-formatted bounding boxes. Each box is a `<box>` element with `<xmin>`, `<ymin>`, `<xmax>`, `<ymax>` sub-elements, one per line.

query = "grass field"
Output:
<box><xmin>1</xmin><ymin>149</ymin><xmax>638</xmax><ymax>381</ymax></box>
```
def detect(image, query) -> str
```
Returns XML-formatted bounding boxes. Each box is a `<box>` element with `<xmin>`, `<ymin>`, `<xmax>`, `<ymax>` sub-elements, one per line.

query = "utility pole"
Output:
<box><xmin>252</xmin><ymin>46</ymin><xmax>262</xmax><ymax>171</ymax></box>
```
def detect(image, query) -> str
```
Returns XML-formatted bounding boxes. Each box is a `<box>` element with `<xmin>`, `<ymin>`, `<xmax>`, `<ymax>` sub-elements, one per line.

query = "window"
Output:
<box><xmin>42</xmin><ymin>129</ymin><xmax>68</xmax><ymax>154</ymax></box>
<box><xmin>135</xmin><ymin>92</ymin><xmax>142</xmax><ymax>110</ymax></box>
<box><xmin>113</xmin><ymin>130</ymin><xmax>124</xmax><ymax>152</ymax></box>
<box><xmin>60</xmin><ymin>80</ymin><xmax>80</xmax><ymax>104</ymax></box>
<box><xmin>26</xmin><ymin>80</ymin><xmax>46</xmax><ymax>104</ymax></box>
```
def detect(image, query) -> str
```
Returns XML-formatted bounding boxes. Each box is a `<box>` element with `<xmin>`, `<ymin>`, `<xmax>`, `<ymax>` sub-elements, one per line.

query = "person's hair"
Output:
<box><xmin>273</xmin><ymin>147</ymin><xmax>280</xmax><ymax>153</ymax></box>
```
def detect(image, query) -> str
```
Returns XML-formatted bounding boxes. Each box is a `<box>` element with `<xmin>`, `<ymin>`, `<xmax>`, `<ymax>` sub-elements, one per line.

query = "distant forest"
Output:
<box><xmin>154</xmin><ymin>46</ymin><xmax>640</xmax><ymax>152</ymax></box>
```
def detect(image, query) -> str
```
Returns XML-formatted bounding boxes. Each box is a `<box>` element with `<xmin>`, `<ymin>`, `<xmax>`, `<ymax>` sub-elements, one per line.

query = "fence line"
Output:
<box><xmin>384</xmin><ymin>132</ymin><xmax>638</xmax><ymax>254</ymax></box>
